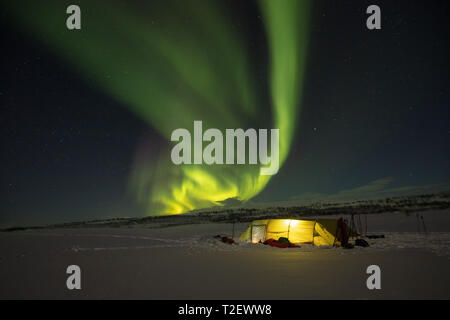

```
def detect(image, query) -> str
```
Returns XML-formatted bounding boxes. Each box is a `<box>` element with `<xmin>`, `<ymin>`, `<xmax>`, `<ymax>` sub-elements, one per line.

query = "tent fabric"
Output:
<box><xmin>239</xmin><ymin>218</ymin><xmax>345</xmax><ymax>246</ymax></box>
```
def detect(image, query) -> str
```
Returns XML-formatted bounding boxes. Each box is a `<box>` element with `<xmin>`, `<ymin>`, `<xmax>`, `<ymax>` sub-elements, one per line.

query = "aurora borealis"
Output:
<box><xmin>1</xmin><ymin>0</ymin><xmax>449</xmax><ymax>226</ymax></box>
<box><xmin>3</xmin><ymin>0</ymin><xmax>310</xmax><ymax>215</ymax></box>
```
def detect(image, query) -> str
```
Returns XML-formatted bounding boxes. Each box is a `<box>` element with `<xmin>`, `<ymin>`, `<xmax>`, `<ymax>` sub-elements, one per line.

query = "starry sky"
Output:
<box><xmin>1</xmin><ymin>0</ymin><xmax>449</xmax><ymax>226</ymax></box>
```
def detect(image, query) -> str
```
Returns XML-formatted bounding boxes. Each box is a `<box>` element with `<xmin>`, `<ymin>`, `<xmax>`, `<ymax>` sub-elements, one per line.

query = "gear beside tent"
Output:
<box><xmin>239</xmin><ymin>218</ymin><xmax>350</xmax><ymax>247</ymax></box>
<box><xmin>263</xmin><ymin>237</ymin><xmax>300</xmax><ymax>248</ymax></box>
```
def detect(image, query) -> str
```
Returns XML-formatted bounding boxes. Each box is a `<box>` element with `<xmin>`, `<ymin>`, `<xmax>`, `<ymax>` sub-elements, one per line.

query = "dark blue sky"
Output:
<box><xmin>255</xmin><ymin>0</ymin><xmax>450</xmax><ymax>202</ymax></box>
<box><xmin>1</xmin><ymin>0</ymin><xmax>449</xmax><ymax>226</ymax></box>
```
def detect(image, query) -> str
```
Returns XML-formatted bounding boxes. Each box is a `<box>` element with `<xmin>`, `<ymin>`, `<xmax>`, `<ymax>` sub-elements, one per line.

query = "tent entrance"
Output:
<box><xmin>251</xmin><ymin>225</ymin><xmax>266</xmax><ymax>243</ymax></box>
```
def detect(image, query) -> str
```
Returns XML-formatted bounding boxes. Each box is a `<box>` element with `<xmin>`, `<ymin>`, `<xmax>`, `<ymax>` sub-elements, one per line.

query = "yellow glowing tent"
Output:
<box><xmin>239</xmin><ymin>218</ymin><xmax>345</xmax><ymax>246</ymax></box>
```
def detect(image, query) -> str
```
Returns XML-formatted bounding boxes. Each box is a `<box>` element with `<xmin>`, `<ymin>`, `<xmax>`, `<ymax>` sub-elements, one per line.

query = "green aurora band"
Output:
<box><xmin>4</xmin><ymin>0</ymin><xmax>310</xmax><ymax>215</ymax></box>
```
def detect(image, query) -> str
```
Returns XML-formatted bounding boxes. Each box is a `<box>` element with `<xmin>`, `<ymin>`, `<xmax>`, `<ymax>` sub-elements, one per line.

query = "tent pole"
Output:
<box><xmin>287</xmin><ymin>220</ymin><xmax>291</xmax><ymax>241</ymax></box>
<box><xmin>332</xmin><ymin>221</ymin><xmax>338</xmax><ymax>247</ymax></box>
<box><xmin>232</xmin><ymin>221</ymin><xmax>235</xmax><ymax>239</ymax></box>
<box><xmin>421</xmin><ymin>214</ymin><xmax>427</xmax><ymax>235</ymax></box>
<box><xmin>313</xmin><ymin>221</ymin><xmax>317</xmax><ymax>247</ymax></box>
<box><xmin>358</xmin><ymin>214</ymin><xmax>363</xmax><ymax>236</ymax></box>
<box><xmin>350</xmin><ymin>214</ymin><xmax>355</xmax><ymax>239</ymax></box>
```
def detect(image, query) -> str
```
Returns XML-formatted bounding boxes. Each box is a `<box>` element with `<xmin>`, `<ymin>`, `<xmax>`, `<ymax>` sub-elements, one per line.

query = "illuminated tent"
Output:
<box><xmin>239</xmin><ymin>218</ymin><xmax>348</xmax><ymax>246</ymax></box>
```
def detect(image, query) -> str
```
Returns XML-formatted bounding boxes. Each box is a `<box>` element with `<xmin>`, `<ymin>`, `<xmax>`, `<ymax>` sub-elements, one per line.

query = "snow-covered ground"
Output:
<box><xmin>0</xmin><ymin>210</ymin><xmax>449</xmax><ymax>299</ymax></box>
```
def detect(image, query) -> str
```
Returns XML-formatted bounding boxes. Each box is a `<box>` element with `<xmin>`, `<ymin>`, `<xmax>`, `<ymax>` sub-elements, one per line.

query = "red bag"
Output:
<box><xmin>263</xmin><ymin>239</ymin><xmax>299</xmax><ymax>248</ymax></box>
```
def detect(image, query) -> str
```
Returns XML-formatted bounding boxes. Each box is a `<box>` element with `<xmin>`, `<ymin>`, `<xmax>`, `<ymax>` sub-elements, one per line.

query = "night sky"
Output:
<box><xmin>1</xmin><ymin>0</ymin><xmax>449</xmax><ymax>227</ymax></box>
